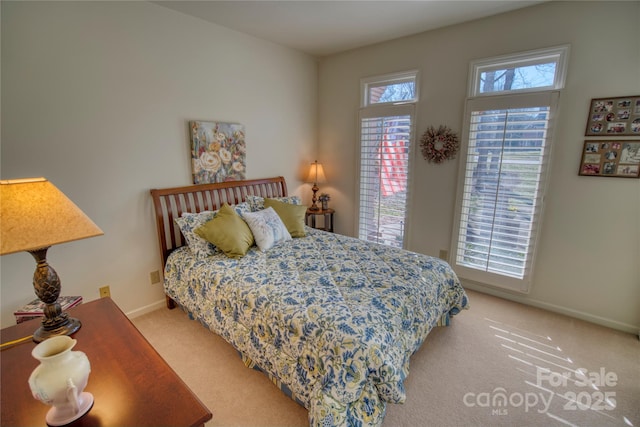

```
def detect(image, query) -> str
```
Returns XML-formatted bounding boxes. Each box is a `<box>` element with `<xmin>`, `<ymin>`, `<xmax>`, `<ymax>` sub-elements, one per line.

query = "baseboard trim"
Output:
<box><xmin>126</xmin><ymin>299</ymin><xmax>165</xmax><ymax>319</ymax></box>
<box><xmin>462</xmin><ymin>281</ymin><xmax>639</xmax><ymax>335</ymax></box>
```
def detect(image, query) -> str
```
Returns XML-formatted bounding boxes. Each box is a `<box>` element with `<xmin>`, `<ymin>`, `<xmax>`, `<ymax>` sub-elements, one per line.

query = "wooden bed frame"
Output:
<box><xmin>150</xmin><ymin>176</ymin><xmax>288</xmax><ymax>308</ymax></box>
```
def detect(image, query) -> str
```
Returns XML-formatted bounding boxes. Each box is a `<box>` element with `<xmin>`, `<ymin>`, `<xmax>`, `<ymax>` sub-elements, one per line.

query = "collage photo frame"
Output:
<box><xmin>584</xmin><ymin>95</ymin><xmax>640</xmax><ymax>136</ymax></box>
<box><xmin>580</xmin><ymin>95</ymin><xmax>640</xmax><ymax>178</ymax></box>
<box><xmin>578</xmin><ymin>140</ymin><xmax>640</xmax><ymax>178</ymax></box>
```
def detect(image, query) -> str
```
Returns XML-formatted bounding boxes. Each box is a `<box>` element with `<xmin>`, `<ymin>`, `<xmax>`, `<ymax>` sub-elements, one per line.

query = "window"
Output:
<box><xmin>358</xmin><ymin>71</ymin><xmax>417</xmax><ymax>248</ymax></box>
<box><xmin>362</xmin><ymin>70</ymin><xmax>418</xmax><ymax>106</ymax></box>
<box><xmin>452</xmin><ymin>46</ymin><xmax>568</xmax><ymax>292</ymax></box>
<box><xmin>469</xmin><ymin>45</ymin><xmax>569</xmax><ymax>96</ymax></box>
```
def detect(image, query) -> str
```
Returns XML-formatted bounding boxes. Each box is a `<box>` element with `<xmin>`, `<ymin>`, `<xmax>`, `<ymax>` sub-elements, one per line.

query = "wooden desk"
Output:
<box><xmin>1</xmin><ymin>297</ymin><xmax>212</xmax><ymax>427</ymax></box>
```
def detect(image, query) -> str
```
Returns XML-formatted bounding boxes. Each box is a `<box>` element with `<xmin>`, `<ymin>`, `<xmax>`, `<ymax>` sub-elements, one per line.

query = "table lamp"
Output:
<box><xmin>1</xmin><ymin>178</ymin><xmax>103</xmax><ymax>342</ymax></box>
<box><xmin>306</xmin><ymin>160</ymin><xmax>327</xmax><ymax>211</ymax></box>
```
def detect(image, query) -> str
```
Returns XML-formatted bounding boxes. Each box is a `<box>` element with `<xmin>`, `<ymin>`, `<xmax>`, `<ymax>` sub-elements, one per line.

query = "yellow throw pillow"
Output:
<box><xmin>195</xmin><ymin>203</ymin><xmax>254</xmax><ymax>258</ymax></box>
<box><xmin>264</xmin><ymin>198</ymin><xmax>307</xmax><ymax>238</ymax></box>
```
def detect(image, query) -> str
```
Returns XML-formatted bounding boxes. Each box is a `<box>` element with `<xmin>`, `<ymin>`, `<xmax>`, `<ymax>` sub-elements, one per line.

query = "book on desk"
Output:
<box><xmin>14</xmin><ymin>295</ymin><xmax>83</xmax><ymax>323</ymax></box>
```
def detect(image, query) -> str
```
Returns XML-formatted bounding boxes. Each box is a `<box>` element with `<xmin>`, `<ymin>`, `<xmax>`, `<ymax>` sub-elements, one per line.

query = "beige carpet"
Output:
<box><xmin>132</xmin><ymin>289</ymin><xmax>639</xmax><ymax>426</ymax></box>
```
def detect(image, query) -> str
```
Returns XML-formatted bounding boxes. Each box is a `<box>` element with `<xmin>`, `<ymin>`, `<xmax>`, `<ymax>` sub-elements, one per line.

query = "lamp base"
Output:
<box><xmin>310</xmin><ymin>183</ymin><xmax>320</xmax><ymax>211</ymax></box>
<box><xmin>29</xmin><ymin>247</ymin><xmax>82</xmax><ymax>342</ymax></box>
<box><xmin>34</xmin><ymin>314</ymin><xmax>82</xmax><ymax>343</ymax></box>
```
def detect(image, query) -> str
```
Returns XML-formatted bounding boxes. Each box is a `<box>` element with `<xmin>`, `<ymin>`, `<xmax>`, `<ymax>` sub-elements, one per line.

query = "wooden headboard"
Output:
<box><xmin>150</xmin><ymin>176</ymin><xmax>288</xmax><ymax>268</ymax></box>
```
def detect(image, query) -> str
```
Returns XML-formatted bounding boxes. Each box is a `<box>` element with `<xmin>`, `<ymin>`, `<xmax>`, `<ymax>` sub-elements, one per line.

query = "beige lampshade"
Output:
<box><xmin>0</xmin><ymin>178</ymin><xmax>104</xmax><ymax>255</ymax></box>
<box><xmin>306</xmin><ymin>161</ymin><xmax>327</xmax><ymax>185</ymax></box>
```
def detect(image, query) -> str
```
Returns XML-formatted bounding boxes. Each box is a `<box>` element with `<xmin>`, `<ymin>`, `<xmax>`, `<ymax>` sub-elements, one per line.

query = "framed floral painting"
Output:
<box><xmin>189</xmin><ymin>121</ymin><xmax>246</xmax><ymax>184</ymax></box>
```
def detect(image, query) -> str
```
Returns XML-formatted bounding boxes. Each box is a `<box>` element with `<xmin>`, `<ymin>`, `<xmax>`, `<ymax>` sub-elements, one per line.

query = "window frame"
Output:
<box><xmin>451</xmin><ymin>91</ymin><xmax>560</xmax><ymax>292</ymax></box>
<box><xmin>356</xmin><ymin>70</ymin><xmax>418</xmax><ymax>248</ymax></box>
<box><xmin>361</xmin><ymin>70</ymin><xmax>419</xmax><ymax>107</ymax></box>
<box><xmin>468</xmin><ymin>45</ymin><xmax>570</xmax><ymax>97</ymax></box>
<box><xmin>452</xmin><ymin>46</ymin><xmax>569</xmax><ymax>293</ymax></box>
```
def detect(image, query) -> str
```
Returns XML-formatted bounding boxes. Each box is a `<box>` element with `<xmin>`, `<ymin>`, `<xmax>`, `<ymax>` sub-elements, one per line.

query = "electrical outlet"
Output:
<box><xmin>438</xmin><ymin>249</ymin><xmax>449</xmax><ymax>261</ymax></box>
<box><xmin>150</xmin><ymin>270</ymin><xmax>161</xmax><ymax>284</ymax></box>
<box><xmin>99</xmin><ymin>285</ymin><xmax>111</xmax><ymax>298</ymax></box>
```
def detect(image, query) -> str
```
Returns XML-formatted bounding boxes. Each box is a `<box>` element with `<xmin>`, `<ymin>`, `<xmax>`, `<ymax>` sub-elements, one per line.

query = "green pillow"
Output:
<box><xmin>264</xmin><ymin>198</ymin><xmax>307</xmax><ymax>238</ymax></box>
<box><xmin>195</xmin><ymin>203</ymin><xmax>254</xmax><ymax>258</ymax></box>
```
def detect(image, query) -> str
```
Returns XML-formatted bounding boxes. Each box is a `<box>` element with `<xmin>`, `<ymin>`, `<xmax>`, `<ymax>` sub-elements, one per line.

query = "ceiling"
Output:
<box><xmin>153</xmin><ymin>1</ymin><xmax>545</xmax><ymax>57</ymax></box>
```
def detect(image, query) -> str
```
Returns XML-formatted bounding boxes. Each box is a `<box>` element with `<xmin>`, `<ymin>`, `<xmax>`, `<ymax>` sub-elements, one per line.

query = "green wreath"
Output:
<box><xmin>420</xmin><ymin>125</ymin><xmax>459</xmax><ymax>164</ymax></box>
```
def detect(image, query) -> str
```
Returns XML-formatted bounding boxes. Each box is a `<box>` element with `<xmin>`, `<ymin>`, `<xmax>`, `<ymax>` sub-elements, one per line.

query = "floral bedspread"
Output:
<box><xmin>164</xmin><ymin>228</ymin><xmax>468</xmax><ymax>426</ymax></box>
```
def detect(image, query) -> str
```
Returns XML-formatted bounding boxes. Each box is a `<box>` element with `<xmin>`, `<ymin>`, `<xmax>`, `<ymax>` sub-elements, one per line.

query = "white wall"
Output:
<box><xmin>2</xmin><ymin>1</ymin><xmax>638</xmax><ymax>334</ymax></box>
<box><xmin>318</xmin><ymin>1</ymin><xmax>640</xmax><ymax>332</ymax></box>
<box><xmin>0</xmin><ymin>1</ymin><xmax>318</xmax><ymax>327</ymax></box>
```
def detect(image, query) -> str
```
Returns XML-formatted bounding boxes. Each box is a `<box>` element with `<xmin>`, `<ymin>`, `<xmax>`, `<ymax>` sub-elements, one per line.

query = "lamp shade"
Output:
<box><xmin>306</xmin><ymin>161</ymin><xmax>327</xmax><ymax>185</ymax></box>
<box><xmin>1</xmin><ymin>178</ymin><xmax>104</xmax><ymax>255</ymax></box>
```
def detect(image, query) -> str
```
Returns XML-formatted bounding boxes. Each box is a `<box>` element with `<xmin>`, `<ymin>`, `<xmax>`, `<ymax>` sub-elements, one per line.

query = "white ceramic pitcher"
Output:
<box><xmin>28</xmin><ymin>335</ymin><xmax>94</xmax><ymax>426</ymax></box>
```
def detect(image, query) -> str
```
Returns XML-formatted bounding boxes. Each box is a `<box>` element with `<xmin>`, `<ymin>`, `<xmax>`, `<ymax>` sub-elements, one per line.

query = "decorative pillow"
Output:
<box><xmin>174</xmin><ymin>211</ymin><xmax>217</xmax><ymax>258</ymax></box>
<box><xmin>194</xmin><ymin>204</ymin><xmax>254</xmax><ymax>259</ymax></box>
<box><xmin>174</xmin><ymin>202</ymin><xmax>250</xmax><ymax>258</ymax></box>
<box><xmin>242</xmin><ymin>207</ymin><xmax>292</xmax><ymax>251</ymax></box>
<box><xmin>264</xmin><ymin>198</ymin><xmax>307</xmax><ymax>238</ymax></box>
<box><xmin>246</xmin><ymin>195</ymin><xmax>301</xmax><ymax>212</ymax></box>
<box><xmin>229</xmin><ymin>202</ymin><xmax>251</xmax><ymax>216</ymax></box>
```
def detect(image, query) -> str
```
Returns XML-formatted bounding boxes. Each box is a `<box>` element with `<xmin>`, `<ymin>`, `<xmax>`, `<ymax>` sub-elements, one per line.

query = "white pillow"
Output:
<box><xmin>242</xmin><ymin>207</ymin><xmax>291</xmax><ymax>251</ymax></box>
<box><xmin>246</xmin><ymin>195</ymin><xmax>301</xmax><ymax>212</ymax></box>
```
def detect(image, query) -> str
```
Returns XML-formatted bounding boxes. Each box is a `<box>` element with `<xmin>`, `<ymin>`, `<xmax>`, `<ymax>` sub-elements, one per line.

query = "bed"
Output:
<box><xmin>150</xmin><ymin>176</ymin><xmax>468</xmax><ymax>426</ymax></box>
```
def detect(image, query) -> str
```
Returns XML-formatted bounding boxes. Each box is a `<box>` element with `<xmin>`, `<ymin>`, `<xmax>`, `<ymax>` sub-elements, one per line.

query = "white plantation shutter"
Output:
<box><xmin>451</xmin><ymin>92</ymin><xmax>559</xmax><ymax>291</ymax></box>
<box><xmin>358</xmin><ymin>104</ymin><xmax>414</xmax><ymax>248</ymax></box>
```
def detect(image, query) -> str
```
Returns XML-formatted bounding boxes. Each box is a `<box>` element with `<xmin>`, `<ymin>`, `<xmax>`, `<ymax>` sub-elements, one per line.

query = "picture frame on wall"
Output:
<box><xmin>584</xmin><ymin>95</ymin><xmax>640</xmax><ymax>136</ymax></box>
<box><xmin>578</xmin><ymin>140</ymin><xmax>640</xmax><ymax>178</ymax></box>
<box><xmin>189</xmin><ymin>120</ymin><xmax>246</xmax><ymax>184</ymax></box>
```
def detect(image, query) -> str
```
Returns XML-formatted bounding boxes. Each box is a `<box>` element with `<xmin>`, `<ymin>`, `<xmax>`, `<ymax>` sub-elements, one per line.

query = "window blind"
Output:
<box><xmin>358</xmin><ymin>108</ymin><xmax>413</xmax><ymax>248</ymax></box>
<box><xmin>452</xmin><ymin>92</ymin><xmax>559</xmax><ymax>292</ymax></box>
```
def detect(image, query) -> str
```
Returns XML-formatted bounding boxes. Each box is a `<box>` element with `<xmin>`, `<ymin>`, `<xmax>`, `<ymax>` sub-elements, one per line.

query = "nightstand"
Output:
<box><xmin>305</xmin><ymin>208</ymin><xmax>334</xmax><ymax>232</ymax></box>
